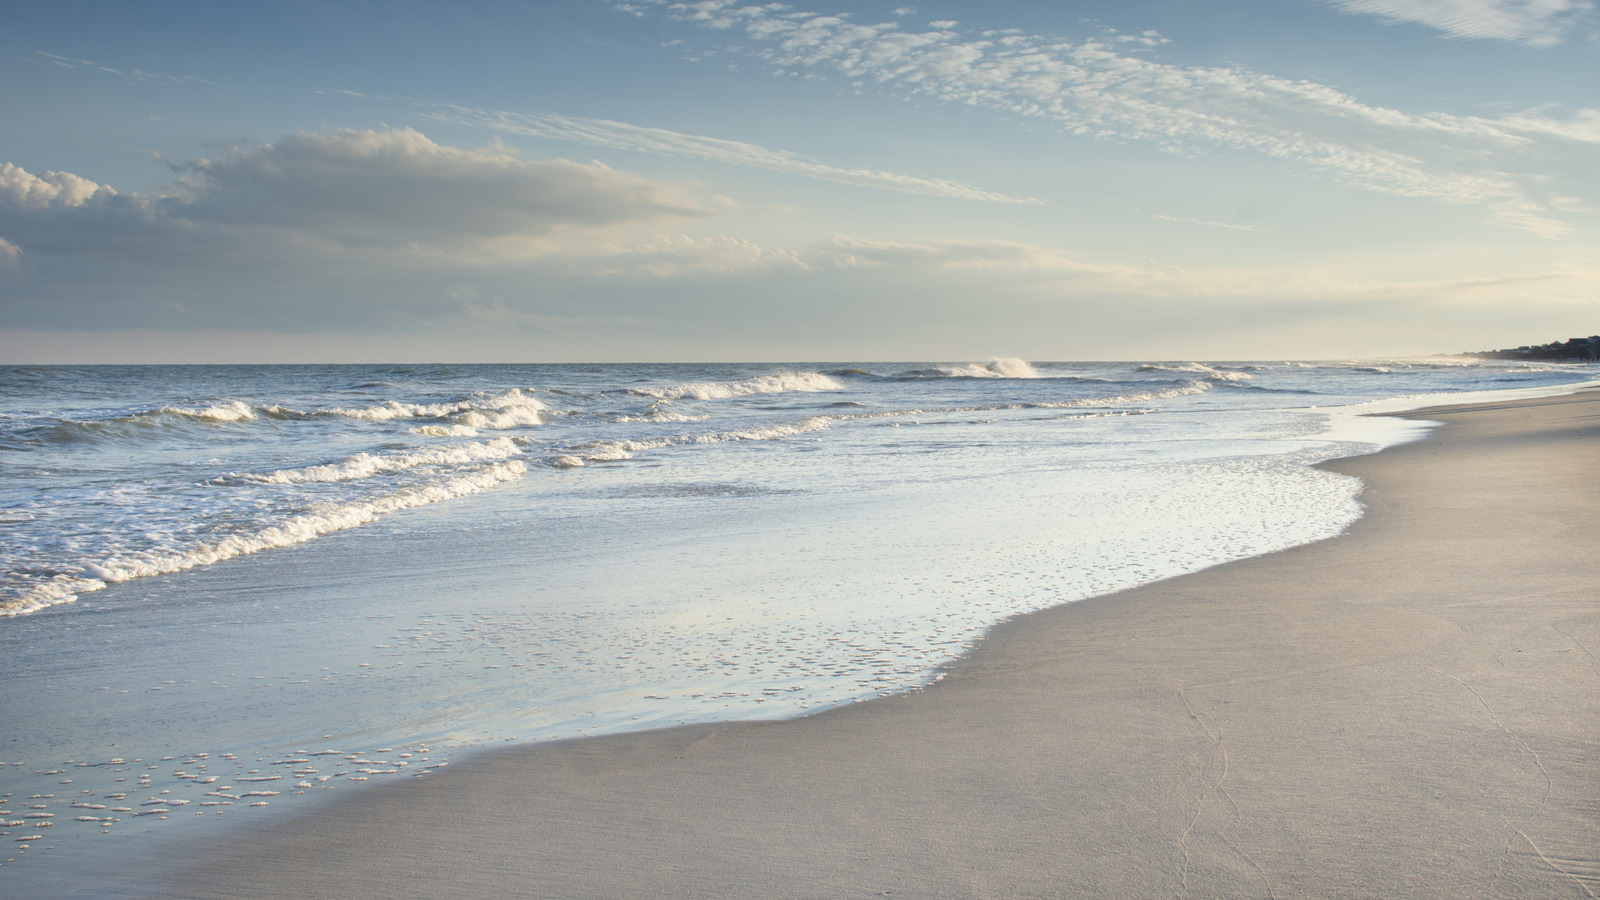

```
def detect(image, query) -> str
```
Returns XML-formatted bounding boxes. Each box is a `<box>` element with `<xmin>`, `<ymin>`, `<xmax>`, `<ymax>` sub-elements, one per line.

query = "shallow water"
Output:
<box><xmin>1</xmin><ymin>358</ymin><xmax>1595</xmax><ymax>896</ymax></box>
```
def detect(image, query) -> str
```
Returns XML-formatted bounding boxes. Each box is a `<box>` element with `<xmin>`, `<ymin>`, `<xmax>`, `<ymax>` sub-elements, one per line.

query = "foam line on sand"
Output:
<box><xmin>171</xmin><ymin>390</ymin><xmax>1600</xmax><ymax>899</ymax></box>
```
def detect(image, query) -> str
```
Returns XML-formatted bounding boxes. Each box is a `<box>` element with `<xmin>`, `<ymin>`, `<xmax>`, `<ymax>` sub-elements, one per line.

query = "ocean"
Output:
<box><xmin>1</xmin><ymin>358</ymin><xmax>1596</xmax><ymax>895</ymax></box>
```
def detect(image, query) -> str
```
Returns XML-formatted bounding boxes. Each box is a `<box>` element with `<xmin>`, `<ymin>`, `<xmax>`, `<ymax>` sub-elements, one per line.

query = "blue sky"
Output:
<box><xmin>2</xmin><ymin>0</ymin><xmax>1597</xmax><ymax>362</ymax></box>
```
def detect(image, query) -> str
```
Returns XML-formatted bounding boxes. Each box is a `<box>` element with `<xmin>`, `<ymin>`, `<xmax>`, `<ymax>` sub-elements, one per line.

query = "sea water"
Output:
<box><xmin>1</xmin><ymin>358</ymin><xmax>1595</xmax><ymax>895</ymax></box>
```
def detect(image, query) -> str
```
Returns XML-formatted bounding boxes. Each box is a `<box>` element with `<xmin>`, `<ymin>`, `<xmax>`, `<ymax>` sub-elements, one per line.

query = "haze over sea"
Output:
<box><xmin>1</xmin><ymin>357</ymin><xmax>1596</xmax><ymax>895</ymax></box>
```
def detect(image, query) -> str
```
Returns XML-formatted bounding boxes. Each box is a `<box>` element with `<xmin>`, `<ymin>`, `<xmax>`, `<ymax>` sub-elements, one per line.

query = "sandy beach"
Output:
<box><xmin>172</xmin><ymin>390</ymin><xmax>1599</xmax><ymax>899</ymax></box>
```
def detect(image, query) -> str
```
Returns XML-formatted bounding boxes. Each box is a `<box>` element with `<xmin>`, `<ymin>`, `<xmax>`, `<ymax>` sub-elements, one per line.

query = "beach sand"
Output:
<box><xmin>173</xmin><ymin>391</ymin><xmax>1599</xmax><ymax>899</ymax></box>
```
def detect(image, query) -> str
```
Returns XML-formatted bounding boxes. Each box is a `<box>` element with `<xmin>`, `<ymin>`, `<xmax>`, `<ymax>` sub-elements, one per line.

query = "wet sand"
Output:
<box><xmin>173</xmin><ymin>391</ymin><xmax>1599</xmax><ymax>899</ymax></box>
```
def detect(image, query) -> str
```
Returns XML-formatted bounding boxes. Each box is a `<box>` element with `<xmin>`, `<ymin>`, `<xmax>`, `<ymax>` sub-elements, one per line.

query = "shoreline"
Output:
<box><xmin>171</xmin><ymin>389</ymin><xmax>1599</xmax><ymax>898</ymax></box>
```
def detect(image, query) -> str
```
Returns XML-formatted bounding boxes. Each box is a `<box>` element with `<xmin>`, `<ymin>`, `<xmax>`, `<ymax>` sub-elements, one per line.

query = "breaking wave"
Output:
<box><xmin>221</xmin><ymin>437</ymin><xmax>525</xmax><ymax>485</ymax></box>
<box><xmin>324</xmin><ymin>388</ymin><xmax>546</xmax><ymax>433</ymax></box>
<box><xmin>1137</xmin><ymin>363</ymin><xmax>1253</xmax><ymax>382</ymax></box>
<box><xmin>0</xmin><ymin>461</ymin><xmax>528</xmax><ymax>617</ymax></box>
<box><xmin>24</xmin><ymin>402</ymin><xmax>298</xmax><ymax>446</ymax></box>
<box><xmin>159</xmin><ymin>400</ymin><xmax>263</xmax><ymax>422</ymax></box>
<box><xmin>23</xmin><ymin>390</ymin><xmax>548</xmax><ymax>447</ymax></box>
<box><xmin>899</xmin><ymin>358</ymin><xmax>1040</xmax><ymax>379</ymax></box>
<box><xmin>1034</xmin><ymin>381</ymin><xmax>1214</xmax><ymax>407</ymax></box>
<box><xmin>12</xmin><ymin>357</ymin><xmax>1585</xmax><ymax>621</ymax></box>
<box><xmin>939</xmin><ymin>358</ymin><xmax>1039</xmax><ymax>379</ymax></box>
<box><xmin>611</xmin><ymin>410</ymin><xmax>712</xmax><ymax>424</ymax></box>
<box><xmin>551</xmin><ymin>417</ymin><xmax>832</xmax><ymax>466</ymax></box>
<box><xmin>630</xmin><ymin>372</ymin><xmax>842</xmax><ymax>401</ymax></box>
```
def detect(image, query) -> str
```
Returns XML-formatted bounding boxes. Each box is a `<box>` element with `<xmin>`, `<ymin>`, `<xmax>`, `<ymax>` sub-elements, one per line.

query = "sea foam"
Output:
<box><xmin>559</xmin><ymin>416</ymin><xmax>831</xmax><ymax>464</ymax></box>
<box><xmin>1136</xmin><ymin>362</ymin><xmax>1253</xmax><ymax>382</ymax></box>
<box><xmin>0</xmin><ymin>461</ymin><xmax>528</xmax><ymax>616</ymax></box>
<box><xmin>631</xmin><ymin>372</ymin><xmax>842</xmax><ymax>401</ymax></box>
<box><xmin>228</xmin><ymin>437</ymin><xmax>524</xmax><ymax>485</ymax></box>
<box><xmin>324</xmin><ymin>389</ymin><xmax>546</xmax><ymax>430</ymax></box>
<box><xmin>937</xmin><ymin>358</ymin><xmax>1039</xmax><ymax>379</ymax></box>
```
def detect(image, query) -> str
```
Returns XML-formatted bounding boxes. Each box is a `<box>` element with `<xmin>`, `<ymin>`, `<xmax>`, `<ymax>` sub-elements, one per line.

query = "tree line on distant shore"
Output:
<box><xmin>1470</xmin><ymin>335</ymin><xmax>1600</xmax><ymax>361</ymax></box>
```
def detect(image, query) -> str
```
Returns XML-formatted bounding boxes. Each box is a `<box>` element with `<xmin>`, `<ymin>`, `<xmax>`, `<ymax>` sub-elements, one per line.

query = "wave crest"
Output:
<box><xmin>225</xmin><ymin>437</ymin><xmax>524</xmax><ymax>485</ymax></box>
<box><xmin>325</xmin><ymin>388</ymin><xmax>545</xmax><ymax>431</ymax></box>
<box><xmin>0</xmin><ymin>461</ymin><xmax>528</xmax><ymax>617</ymax></box>
<box><xmin>631</xmin><ymin>372</ymin><xmax>842</xmax><ymax>401</ymax></box>
<box><xmin>159</xmin><ymin>400</ymin><xmax>261</xmax><ymax>422</ymax></box>
<box><xmin>1137</xmin><ymin>363</ymin><xmax>1252</xmax><ymax>382</ymax></box>
<box><xmin>1034</xmin><ymin>381</ymin><xmax>1214</xmax><ymax>407</ymax></box>
<box><xmin>559</xmin><ymin>417</ymin><xmax>831</xmax><ymax>465</ymax></box>
<box><xmin>897</xmin><ymin>358</ymin><xmax>1039</xmax><ymax>379</ymax></box>
<box><xmin>940</xmin><ymin>358</ymin><xmax>1039</xmax><ymax>379</ymax></box>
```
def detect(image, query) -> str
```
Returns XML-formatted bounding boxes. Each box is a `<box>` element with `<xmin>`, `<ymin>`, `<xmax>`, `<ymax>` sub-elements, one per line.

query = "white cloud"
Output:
<box><xmin>170</xmin><ymin>128</ymin><xmax>714</xmax><ymax>250</ymax></box>
<box><xmin>0</xmin><ymin>162</ymin><xmax>120</xmax><ymax>208</ymax></box>
<box><xmin>0</xmin><ymin>129</ymin><xmax>726</xmax><ymax>279</ymax></box>
<box><xmin>428</xmin><ymin>106</ymin><xmax>1040</xmax><ymax>204</ymax></box>
<box><xmin>1493</xmin><ymin>105</ymin><xmax>1600</xmax><ymax>143</ymax></box>
<box><xmin>3</xmin><ymin>129</ymin><xmax>1594</xmax><ymax>357</ymax></box>
<box><xmin>635</xmin><ymin>0</ymin><xmax>1591</xmax><ymax>236</ymax></box>
<box><xmin>0</xmin><ymin>129</ymin><xmax>744</xmax><ymax>331</ymax></box>
<box><xmin>3</xmin><ymin>130</ymin><xmax>716</xmax><ymax>251</ymax></box>
<box><xmin>1324</xmin><ymin>0</ymin><xmax>1592</xmax><ymax>45</ymax></box>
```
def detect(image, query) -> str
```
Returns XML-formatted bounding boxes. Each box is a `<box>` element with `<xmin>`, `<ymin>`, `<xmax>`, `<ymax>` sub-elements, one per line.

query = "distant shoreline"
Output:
<box><xmin>1468</xmin><ymin>333</ymin><xmax>1599</xmax><ymax>361</ymax></box>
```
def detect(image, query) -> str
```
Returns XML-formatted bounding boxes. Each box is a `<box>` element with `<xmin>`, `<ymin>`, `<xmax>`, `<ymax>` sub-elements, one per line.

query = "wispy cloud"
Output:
<box><xmin>1323</xmin><ymin>0</ymin><xmax>1592</xmax><ymax>45</ymax></box>
<box><xmin>1151</xmin><ymin>214</ymin><xmax>1262</xmax><ymax>232</ymax></box>
<box><xmin>628</xmin><ymin>0</ymin><xmax>1592</xmax><ymax>236</ymax></box>
<box><xmin>30</xmin><ymin>45</ymin><xmax>1038</xmax><ymax>206</ymax></box>
<box><xmin>805</xmin><ymin>235</ymin><xmax>1120</xmax><ymax>274</ymax></box>
<box><xmin>37</xmin><ymin>50</ymin><xmax>219</xmax><ymax>86</ymax></box>
<box><xmin>425</xmin><ymin>105</ymin><xmax>1040</xmax><ymax>204</ymax></box>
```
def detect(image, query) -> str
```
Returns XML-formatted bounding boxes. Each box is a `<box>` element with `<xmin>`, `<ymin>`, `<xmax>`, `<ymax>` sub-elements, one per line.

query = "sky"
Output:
<box><xmin>2</xmin><ymin>0</ymin><xmax>1597</xmax><ymax>362</ymax></box>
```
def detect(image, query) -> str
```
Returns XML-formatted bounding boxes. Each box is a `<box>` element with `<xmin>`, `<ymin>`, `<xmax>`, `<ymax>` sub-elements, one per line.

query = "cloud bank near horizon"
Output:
<box><xmin>3</xmin><ymin>125</ymin><xmax>1594</xmax><ymax>359</ymax></box>
<box><xmin>0</xmin><ymin>128</ymin><xmax>715</xmax><ymax>256</ymax></box>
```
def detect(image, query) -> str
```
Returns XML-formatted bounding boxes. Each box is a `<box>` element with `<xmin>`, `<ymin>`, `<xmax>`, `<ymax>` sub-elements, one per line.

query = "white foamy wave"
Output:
<box><xmin>937</xmin><ymin>358</ymin><xmax>1039</xmax><ymax>379</ymax></box>
<box><xmin>612</xmin><ymin>411</ymin><xmax>712</xmax><ymax>423</ymax></box>
<box><xmin>632</xmin><ymin>372</ymin><xmax>842</xmax><ymax>401</ymax></box>
<box><xmin>456</xmin><ymin>404</ymin><xmax>545</xmax><ymax>430</ymax></box>
<box><xmin>28</xmin><ymin>404</ymin><xmax>290</xmax><ymax>446</ymax></box>
<box><xmin>562</xmin><ymin>417</ymin><xmax>831</xmax><ymax>464</ymax></box>
<box><xmin>0</xmin><ymin>574</ymin><xmax>101</xmax><ymax>616</ymax></box>
<box><xmin>692</xmin><ymin>418</ymin><xmax>831</xmax><ymax>444</ymax></box>
<box><xmin>158</xmin><ymin>400</ymin><xmax>260</xmax><ymax>422</ymax></box>
<box><xmin>1035</xmin><ymin>381</ymin><xmax>1213</xmax><ymax>408</ymax></box>
<box><xmin>325</xmin><ymin>389</ymin><xmax>545</xmax><ymax>429</ymax></box>
<box><xmin>231</xmin><ymin>437</ymin><xmax>522</xmax><ymax>485</ymax></box>
<box><xmin>562</xmin><ymin>435</ymin><xmax>678</xmax><ymax>463</ymax></box>
<box><xmin>410</xmin><ymin>424</ymin><xmax>481</xmax><ymax>437</ymax></box>
<box><xmin>1</xmin><ymin>462</ymin><xmax>528</xmax><ymax>616</ymax></box>
<box><xmin>1137</xmin><ymin>363</ymin><xmax>1252</xmax><ymax>382</ymax></box>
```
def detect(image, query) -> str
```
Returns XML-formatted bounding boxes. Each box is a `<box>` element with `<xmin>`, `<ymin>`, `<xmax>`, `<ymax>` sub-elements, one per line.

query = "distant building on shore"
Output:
<box><xmin>1470</xmin><ymin>335</ymin><xmax>1600</xmax><ymax>362</ymax></box>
